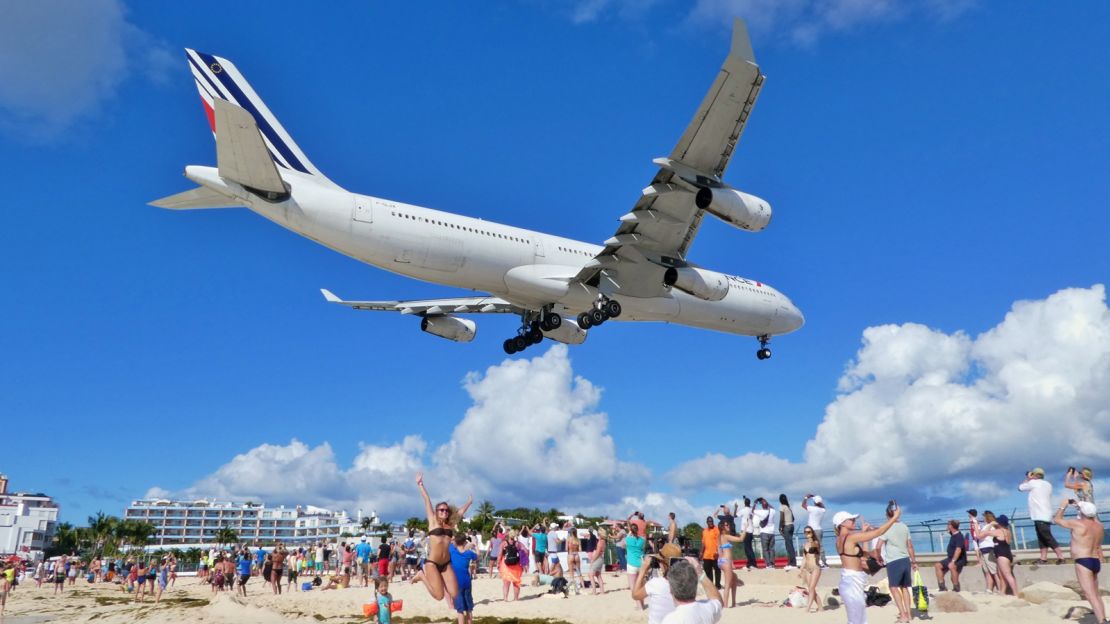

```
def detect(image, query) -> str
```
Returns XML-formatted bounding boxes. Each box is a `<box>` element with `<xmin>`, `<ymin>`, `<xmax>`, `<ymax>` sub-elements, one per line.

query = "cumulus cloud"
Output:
<box><xmin>687</xmin><ymin>0</ymin><xmax>976</xmax><ymax>44</ymax></box>
<box><xmin>669</xmin><ymin>285</ymin><xmax>1110</xmax><ymax>511</ymax></box>
<box><xmin>0</xmin><ymin>0</ymin><xmax>172</xmax><ymax>139</ymax></box>
<box><xmin>149</xmin><ymin>346</ymin><xmax>650</xmax><ymax>519</ymax></box>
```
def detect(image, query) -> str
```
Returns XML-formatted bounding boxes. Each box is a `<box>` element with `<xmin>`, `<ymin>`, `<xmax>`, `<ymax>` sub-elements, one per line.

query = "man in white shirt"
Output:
<box><xmin>759</xmin><ymin>499</ymin><xmax>777</xmax><ymax>568</ymax></box>
<box><xmin>632</xmin><ymin>543</ymin><xmax>682</xmax><ymax>624</ymax></box>
<box><xmin>661</xmin><ymin>559</ymin><xmax>722</xmax><ymax>624</ymax></box>
<box><xmin>802</xmin><ymin>494</ymin><xmax>828</xmax><ymax>567</ymax></box>
<box><xmin>1019</xmin><ymin>468</ymin><xmax>1065</xmax><ymax>564</ymax></box>
<box><xmin>738</xmin><ymin>498</ymin><xmax>755</xmax><ymax>570</ymax></box>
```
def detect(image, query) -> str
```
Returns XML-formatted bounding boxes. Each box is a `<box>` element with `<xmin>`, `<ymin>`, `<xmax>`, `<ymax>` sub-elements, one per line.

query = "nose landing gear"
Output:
<box><xmin>756</xmin><ymin>334</ymin><xmax>772</xmax><ymax>360</ymax></box>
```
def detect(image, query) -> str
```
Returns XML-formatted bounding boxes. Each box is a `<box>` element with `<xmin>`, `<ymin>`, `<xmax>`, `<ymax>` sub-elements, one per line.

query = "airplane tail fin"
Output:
<box><xmin>184</xmin><ymin>49</ymin><xmax>339</xmax><ymax>188</ymax></box>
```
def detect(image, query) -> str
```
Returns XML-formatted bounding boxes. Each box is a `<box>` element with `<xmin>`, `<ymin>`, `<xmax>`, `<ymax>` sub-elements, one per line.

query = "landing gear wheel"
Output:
<box><xmin>589</xmin><ymin>308</ymin><xmax>606</xmax><ymax>326</ymax></box>
<box><xmin>577</xmin><ymin>311</ymin><xmax>593</xmax><ymax>329</ymax></box>
<box><xmin>757</xmin><ymin>348</ymin><xmax>772</xmax><ymax>360</ymax></box>
<box><xmin>604</xmin><ymin>299</ymin><xmax>622</xmax><ymax>318</ymax></box>
<box><xmin>544</xmin><ymin>312</ymin><xmax>562</xmax><ymax>330</ymax></box>
<box><xmin>512</xmin><ymin>336</ymin><xmax>528</xmax><ymax>352</ymax></box>
<box><xmin>527</xmin><ymin>327</ymin><xmax>544</xmax><ymax>344</ymax></box>
<box><xmin>503</xmin><ymin>339</ymin><xmax>518</xmax><ymax>355</ymax></box>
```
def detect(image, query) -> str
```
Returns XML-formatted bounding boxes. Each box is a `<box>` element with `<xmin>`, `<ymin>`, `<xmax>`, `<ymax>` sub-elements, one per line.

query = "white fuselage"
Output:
<box><xmin>191</xmin><ymin>167</ymin><xmax>803</xmax><ymax>338</ymax></box>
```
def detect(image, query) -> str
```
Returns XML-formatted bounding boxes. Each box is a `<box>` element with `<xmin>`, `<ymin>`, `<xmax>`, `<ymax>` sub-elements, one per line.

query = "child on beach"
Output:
<box><xmin>374</xmin><ymin>577</ymin><xmax>394</xmax><ymax>624</ymax></box>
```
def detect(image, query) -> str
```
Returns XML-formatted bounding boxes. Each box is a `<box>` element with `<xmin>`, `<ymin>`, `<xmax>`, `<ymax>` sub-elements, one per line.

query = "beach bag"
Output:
<box><xmin>912</xmin><ymin>569</ymin><xmax>928</xmax><ymax>612</ymax></box>
<box><xmin>504</xmin><ymin>542</ymin><xmax>520</xmax><ymax>565</ymax></box>
<box><xmin>865</xmin><ymin>586</ymin><xmax>891</xmax><ymax>607</ymax></box>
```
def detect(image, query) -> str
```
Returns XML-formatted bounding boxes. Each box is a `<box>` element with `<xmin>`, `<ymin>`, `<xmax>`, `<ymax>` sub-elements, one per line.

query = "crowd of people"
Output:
<box><xmin>1</xmin><ymin>466</ymin><xmax>1103</xmax><ymax>624</ymax></box>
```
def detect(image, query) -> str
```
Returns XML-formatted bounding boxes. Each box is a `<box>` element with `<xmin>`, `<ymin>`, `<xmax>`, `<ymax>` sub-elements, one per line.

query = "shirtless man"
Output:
<box><xmin>1053</xmin><ymin>500</ymin><xmax>1105</xmax><ymax>623</ymax></box>
<box><xmin>668</xmin><ymin>512</ymin><xmax>679</xmax><ymax>544</ymax></box>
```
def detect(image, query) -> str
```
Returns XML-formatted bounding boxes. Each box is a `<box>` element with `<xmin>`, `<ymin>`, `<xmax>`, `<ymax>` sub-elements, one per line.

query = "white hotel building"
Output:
<box><xmin>0</xmin><ymin>474</ymin><xmax>60</xmax><ymax>559</ymax></box>
<box><xmin>124</xmin><ymin>499</ymin><xmax>379</xmax><ymax>548</ymax></box>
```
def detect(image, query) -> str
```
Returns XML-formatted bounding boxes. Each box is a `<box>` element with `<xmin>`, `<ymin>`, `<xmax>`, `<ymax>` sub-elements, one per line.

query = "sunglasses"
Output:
<box><xmin>437</xmin><ymin>507</ymin><xmax>450</xmax><ymax>513</ymax></box>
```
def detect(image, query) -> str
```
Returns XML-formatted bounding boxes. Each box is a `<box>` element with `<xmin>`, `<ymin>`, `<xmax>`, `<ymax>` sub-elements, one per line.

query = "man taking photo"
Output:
<box><xmin>1053</xmin><ymin>500</ymin><xmax>1104</xmax><ymax>623</ymax></box>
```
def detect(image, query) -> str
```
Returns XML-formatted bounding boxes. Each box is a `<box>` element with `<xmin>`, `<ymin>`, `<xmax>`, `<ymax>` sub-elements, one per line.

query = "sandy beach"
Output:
<box><xmin>3</xmin><ymin>562</ymin><xmax>1107</xmax><ymax>624</ymax></box>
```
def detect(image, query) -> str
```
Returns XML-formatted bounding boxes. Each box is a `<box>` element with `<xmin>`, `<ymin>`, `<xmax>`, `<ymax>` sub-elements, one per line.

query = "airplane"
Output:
<box><xmin>151</xmin><ymin>18</ymin><xmax>804</xmax><ymax>359</ymax></box>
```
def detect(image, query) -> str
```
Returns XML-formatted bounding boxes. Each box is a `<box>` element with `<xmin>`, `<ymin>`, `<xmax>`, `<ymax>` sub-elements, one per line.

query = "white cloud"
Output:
<box><xmin>567</xmin><ymin>0</ymin><xmax>664</xmax><ymax>24</ymax></box>
<box><xmin>0</xmin><ymin>0</ymin><xmax>172</xmax><ymax>139</ymax></box>
<box><xmin>669</xmin><ymin>285</ymin><xmax>1110</xmax><ymax>511</ymax></box>
<box><xmin>687</xmin><ymin>0</ymin><xmax>976</xmax><ymax>45</ymax></box>
<box><xmin>150</xmin><ymin>346</ymin><xmax>650</xmax><ymax>519</ymax></box>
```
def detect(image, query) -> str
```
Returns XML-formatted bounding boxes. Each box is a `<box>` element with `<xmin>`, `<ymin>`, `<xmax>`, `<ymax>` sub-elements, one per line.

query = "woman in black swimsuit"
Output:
<box><xmin>415</xmin><ymin>472</ymin><xmax>472</xmax><ymax>601</ymax></box>
<box><xmin>982</xmin><ymin>515</ymin><xmax>1018</xmax><ymax>595</ymax></box>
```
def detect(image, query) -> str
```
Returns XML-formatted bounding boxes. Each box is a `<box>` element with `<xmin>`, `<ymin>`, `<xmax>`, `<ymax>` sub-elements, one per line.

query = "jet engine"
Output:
<box><xmin>663</xmin><ymin>266</ymin><xmax>730</xmax><ymax>302</ymax></box>
<box><xmin>420</xmin><ymin>315</ymin><xmax>477</xmax><ymax>343</ymax></box>
<box><xmin>695</xmin><ymin>186</ymin><xmax>771</xmax><ymax>232</ymax></box>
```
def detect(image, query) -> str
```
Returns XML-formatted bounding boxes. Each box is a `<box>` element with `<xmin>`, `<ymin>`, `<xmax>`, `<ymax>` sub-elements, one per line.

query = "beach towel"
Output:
<box><xmin>499</xmin><ymin>560</ymin><xmax>522</xmax><ymax>587</ymax></box>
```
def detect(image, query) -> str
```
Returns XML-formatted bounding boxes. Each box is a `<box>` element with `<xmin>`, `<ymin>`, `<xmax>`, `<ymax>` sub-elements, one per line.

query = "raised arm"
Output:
<box><xmin>415</xmin><ymin>472</ymin><xmax>436</xmax><ymax>525</ymax></box>
<box><xmin>1054</xmin><ymin>502</ymin><xmax>1080</xmax><ymax>530</ymax></box>
<box><xmin>849</xmin><ymin>508</ymin><xmax>901</xmax><ymax>546</ymax></box>
<box><xmin>458</xmin><ymin>495</ymin><xmax>474</xmax><ymax>520</ymax></box>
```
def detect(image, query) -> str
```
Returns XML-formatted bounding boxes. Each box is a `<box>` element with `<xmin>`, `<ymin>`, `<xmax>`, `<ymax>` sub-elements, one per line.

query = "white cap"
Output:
<box><xmin>832</xmin><ymin>511</ymin><xmax>859</xmax><ymax>527</ymax></box>
<box><xmin>812</xmin><ymin>495</ymin><xmax>823</xmax><ymax>504</ymax></box>
<box><xmin>1077</xmin><ymin>501</ymin><xmax>1098</xmax><ymax>518</ymax></box>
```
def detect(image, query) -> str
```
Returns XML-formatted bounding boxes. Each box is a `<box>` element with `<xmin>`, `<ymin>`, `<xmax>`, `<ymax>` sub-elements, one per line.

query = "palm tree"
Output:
<box><xmin>477</xmin><ymin>501</ymin><xmax>495</xmax><ymax>522</ymax></box>
<box><xmin>116</xmin><ymin>519</ymin><xmax>156</xmax><ymax>554</ymax></box>
<box><xmin>87</xmin><ymin>512</ymin><xmax>120</xmax><ymax>556</ymax></box>
<box><xmin>49</xmin><ymin>522</ymin><xmax>78</xmax><ymax>556</ymax></box>
<box><xmin>215</xmin><ymin>527</ymin><xmax>239</xmax><ymax>549</ymax></box>
<box><xmin>184</xmin><ymin>547</ymin><xmax>203</xmax><ymax>565</ymax></box>
<box><xmin>360</xmin><ymin>516</ymin><xmax>373</xmax><ymax>532</ymax></box>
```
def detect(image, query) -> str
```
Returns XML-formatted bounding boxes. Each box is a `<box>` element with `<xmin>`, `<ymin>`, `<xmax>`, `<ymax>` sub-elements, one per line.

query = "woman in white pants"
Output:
<box><xmin>834</xmin><ymin>508</ymin><xmax>901</xmax><ymax>624</ymax></box>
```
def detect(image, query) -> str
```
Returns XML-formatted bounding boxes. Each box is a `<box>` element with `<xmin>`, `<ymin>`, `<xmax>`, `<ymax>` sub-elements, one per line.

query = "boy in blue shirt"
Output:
<box><xmin>450</xmin><ymin>534</ymin><xmax>478</xmax><ymax>624</ymax></box>
<box><xmin>237</xmin><ymin>554</ymin><xmax>252</xmax><ymax>597</ymax></box>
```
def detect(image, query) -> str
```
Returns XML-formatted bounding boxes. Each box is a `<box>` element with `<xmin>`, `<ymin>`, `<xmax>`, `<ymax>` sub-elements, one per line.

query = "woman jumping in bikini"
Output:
<box><xmin>414</xmin><ymin>472</ymin><xmax>472</xmax><ymax>601</ymax></box>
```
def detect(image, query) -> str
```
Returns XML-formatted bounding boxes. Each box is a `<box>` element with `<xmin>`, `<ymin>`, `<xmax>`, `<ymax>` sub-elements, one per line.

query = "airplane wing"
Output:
<box><xmin>575</xmin><ymin>19</ymin><xmax>764</xmax><ymax>297</ymax></box>
<box><xmin>320</xmin><ymin>289</ymin><xmax>522</xmax><ymax>315</ymax></box>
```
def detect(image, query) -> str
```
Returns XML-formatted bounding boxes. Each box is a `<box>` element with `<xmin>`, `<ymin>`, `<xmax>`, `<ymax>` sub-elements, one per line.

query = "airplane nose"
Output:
<box><xmin>776</xmin><ymin>303</ymin><xmax>805</xmax><ymax>334</ymax></box>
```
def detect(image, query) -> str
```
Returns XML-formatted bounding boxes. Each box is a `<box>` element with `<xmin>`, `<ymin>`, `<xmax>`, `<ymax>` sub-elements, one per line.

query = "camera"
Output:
<box><xmin>1068</xmin><ymin>499</ymin><xmax>1077</xmax><ymax>505</ymax></box>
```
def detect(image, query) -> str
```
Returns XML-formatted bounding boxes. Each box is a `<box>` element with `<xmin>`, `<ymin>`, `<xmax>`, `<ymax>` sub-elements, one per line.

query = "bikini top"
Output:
<box><xmin>429</xmin><ymin>527</ymin><xmax>455</xmax><ymax>538</ymax></box>
<box><xmin>806</xmin><ymin>544</ymin><xmax>820</xmax><ymax>554</ymax></box>
<box><xmin>838</xmin><ymin>539</ymin><xmax>865</xmax><ymax>558</ymax></box>
<box><xmin>719</xmin><ymin>543</ymin><xmax>732</xmax><ymax>551</ymax></box>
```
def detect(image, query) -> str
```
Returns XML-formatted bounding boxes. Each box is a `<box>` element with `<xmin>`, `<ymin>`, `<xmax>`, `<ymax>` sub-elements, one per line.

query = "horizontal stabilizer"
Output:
<box><xmin>149</xmin><ymin>185</ymin><xmax>243</xmax><ymax>210</ymax></box>
<box><xmin>215</xmin><ymin>99</ymin><xmax>286</xmax><ymax>195</ymax></box>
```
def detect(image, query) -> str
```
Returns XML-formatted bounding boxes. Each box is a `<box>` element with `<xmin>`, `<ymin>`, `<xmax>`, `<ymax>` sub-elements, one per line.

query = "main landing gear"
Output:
<box><xmin>756</xmin><ymin>334</ymin><xmax>772</xmax><ymax>360</ymax></box>
<box><xmin>502</xmin><ymin>309</ymin><xmax>563</xmax><ymax>355</ymax></box>
<box><xmin>576</xmin><ymin>296</ymin><xmax>621</xmax><ymax>329</ymax></box>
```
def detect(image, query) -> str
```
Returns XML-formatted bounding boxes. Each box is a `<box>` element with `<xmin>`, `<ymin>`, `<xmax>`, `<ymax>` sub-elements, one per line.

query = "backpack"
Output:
<box><xmin>912</xmin><ymin>569</ymin><xmax>929</xmax><ymax>612</ymax></box>
<box><xmin>504</xmin><ymin>542</ymin><xmax>520</xmax><ymax>565</ymax></box>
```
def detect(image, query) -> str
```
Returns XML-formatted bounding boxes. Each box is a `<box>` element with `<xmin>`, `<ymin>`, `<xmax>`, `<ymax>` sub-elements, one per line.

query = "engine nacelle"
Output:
<box><xmin>663</xmin><ymin>266</ymin><xmax>730</xmax><ymax>302</ymax></box>
<box><xmin>542</xmin><ymin>318</ymin><xmax>587</xmax><ymax>345</ymax></box>
<box><xmin>420</xmin><ymin>315</ymin><xmax>477</xmax><ymax>343</ymax></box>
<box><xmin>695</xmin><ymin>186</ymin><xmax>772</xmax><ymax>232</ymax></box>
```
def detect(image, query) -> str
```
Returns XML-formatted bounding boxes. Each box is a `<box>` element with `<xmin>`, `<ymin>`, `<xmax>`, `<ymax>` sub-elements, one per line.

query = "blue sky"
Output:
<box><xmin>2</xmin><ymin>1</ymin><xmax>1108</xmax><ymax>528</ymax></box>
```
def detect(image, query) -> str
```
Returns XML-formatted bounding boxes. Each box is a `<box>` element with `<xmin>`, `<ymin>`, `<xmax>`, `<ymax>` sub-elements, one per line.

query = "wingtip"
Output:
<box><xmin>320</xmin><ymin>288</ymin><xmax>342</xmax><ymax>303</ymax></box>
<box><xmin>731</xmin><ymin>18</ymin><xmax>756</xmax><ymax>64</ymax></box>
